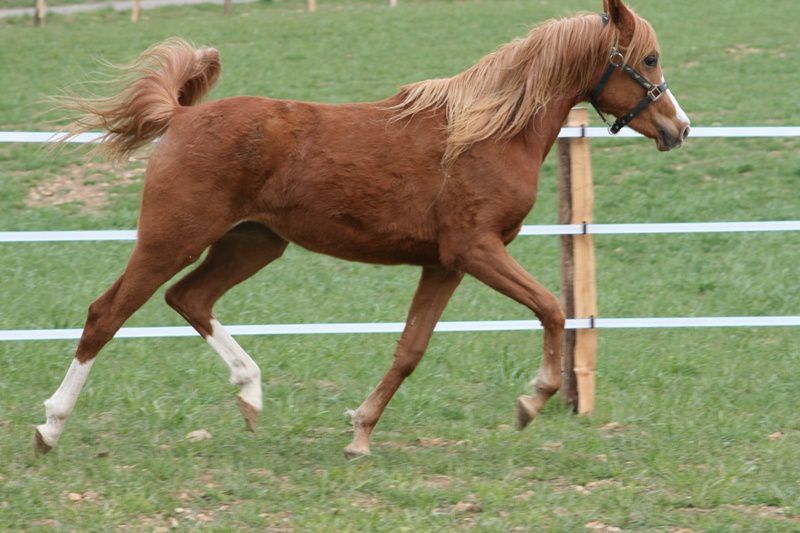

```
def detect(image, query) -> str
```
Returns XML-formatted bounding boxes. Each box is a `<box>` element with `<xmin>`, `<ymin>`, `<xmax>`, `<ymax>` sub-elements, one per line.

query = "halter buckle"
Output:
<box><xmin>647</xmin><ymin>85</ymin><xmax>665</xmax><ymax>101</ymax></box>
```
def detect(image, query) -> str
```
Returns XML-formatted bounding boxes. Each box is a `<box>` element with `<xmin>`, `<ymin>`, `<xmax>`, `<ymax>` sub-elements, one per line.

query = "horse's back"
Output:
<box><xmin>146</xmin><ymin>95</ymin><xmax>450</xmax><ymax>266</ymax></box>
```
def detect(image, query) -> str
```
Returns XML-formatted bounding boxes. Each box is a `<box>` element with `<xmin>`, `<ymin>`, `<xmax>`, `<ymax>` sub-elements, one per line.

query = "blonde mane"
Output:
<box><xmin>392</xmin><ymin>10</ymin><xmax>660</xmax><ymax>167</ymax></box>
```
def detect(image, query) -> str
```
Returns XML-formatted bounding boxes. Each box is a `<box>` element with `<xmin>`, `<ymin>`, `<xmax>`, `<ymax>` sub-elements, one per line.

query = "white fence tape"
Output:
<box><xmin>558</xmin><ymin>126</ymin><xmax>800</xmax><ymax>139</ymax></box>
<box><xmin>0</xmin><ymin>230</ymin><xmax>138</xmax><ymax>242</ymax></box>
<box><xmin>519</xmin><ymin>220</ymin><xmax>800</xmax><ymax>236</ymax></box>
<box><xmin>2</xmin><ymin>127</ymin><xmax>798</xmax><ymax>340</ymax></box>
<box><xmin>0</xmin><ymin>132</ymin><xmax>104</xmax><ymax>143</ymax></box>
<box><xmin>2</xmin><ymin>316</ymin><xmax>799</xmax><ymax>342</ymax></box>
<box><xmin>2</xmin><ymin>127</ymin><xmax>800</xmax><ymax>144</ymax></box>
<box><xmin>3</xmin><ymin>221</ymin><xmax>799</xmax><ymax>243</ymax></box>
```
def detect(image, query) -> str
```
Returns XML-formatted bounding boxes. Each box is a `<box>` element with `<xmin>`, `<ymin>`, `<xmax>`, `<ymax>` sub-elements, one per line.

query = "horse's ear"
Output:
<box><xmin>603</xmin><ymin>0</ymin><xmax>635</xmax><ymax>40</ymax></box>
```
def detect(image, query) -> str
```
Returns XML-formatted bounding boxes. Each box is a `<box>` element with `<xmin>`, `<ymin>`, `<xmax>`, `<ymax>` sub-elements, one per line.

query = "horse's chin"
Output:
<box><xmin>655</xmin><ymin>139</ymin><xmax>674</xmax><ymax>152</ymax></box>
<box><xmin>655</xmin><ymin>126</ymin><xmax>685</xmax><ymax>151</ymax></box>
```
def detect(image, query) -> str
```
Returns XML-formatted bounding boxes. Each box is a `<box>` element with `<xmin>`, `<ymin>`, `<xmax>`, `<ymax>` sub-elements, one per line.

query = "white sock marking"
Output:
<box><xmin>206</xmin><ymin>319</ymin><xmax>262</xmax><ymax>411</ymax></box>
<box><xmin>37</xmin><ymin>358</ymin><xmax>94</xmax><ymax>447</ymax></box>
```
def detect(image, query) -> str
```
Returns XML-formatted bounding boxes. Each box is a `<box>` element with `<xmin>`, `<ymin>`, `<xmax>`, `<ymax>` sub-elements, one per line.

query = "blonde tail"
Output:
<box><xmin>57</xmin><ymin>38</ymin><xmax>221</xmax><ymax>163</ymax></box>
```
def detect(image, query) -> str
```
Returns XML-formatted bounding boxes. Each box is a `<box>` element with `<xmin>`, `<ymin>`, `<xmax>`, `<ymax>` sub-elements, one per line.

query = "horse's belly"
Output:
<box><xmin>258</xmin><ymin>214</ymin><xmax>441</xmax><ymax>266</ymax></box>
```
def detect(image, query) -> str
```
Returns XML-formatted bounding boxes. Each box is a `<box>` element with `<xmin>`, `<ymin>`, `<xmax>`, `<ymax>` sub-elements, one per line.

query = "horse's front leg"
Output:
<box><xmin>460</xmin><ymin>236</ymin><xmax>566</xmax><ymax>429</ymax></box>
<box><xmin>344</xmin><ymin>266</ymin><xmax>462</xmax><ymax>459</ymax></box>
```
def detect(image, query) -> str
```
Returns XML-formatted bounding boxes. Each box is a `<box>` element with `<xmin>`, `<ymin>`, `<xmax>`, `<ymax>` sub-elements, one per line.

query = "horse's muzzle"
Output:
<box><xmin>657</xmin><ymin>122</ymin><xmax>691</xmax><ymax>151</ymax></box>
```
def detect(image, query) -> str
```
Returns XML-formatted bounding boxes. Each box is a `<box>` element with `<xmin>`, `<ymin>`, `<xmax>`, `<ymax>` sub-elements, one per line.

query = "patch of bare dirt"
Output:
<box><xmin>116</xmin><ymin>512</ymin><xmax>174</xmax><ymax>531</ymax></box>
<box><xmin>679</xmin><ymin>504</ymin><xmax>798</xmax><ymax>523</ymax></box>
<box><xmin>185</xmin><ymin>429</ymin><xmax>213</xmax><ymax>442</ymax></box>
<box><xmin>380</xmin><ymin>436</ymin><xmax>466</xmax><ymax>451</ymax></box>
<box><xmin>585</xmin><ymin>520</ymin><xmax>623</xmax><ymax>532</ymax></box>
<box><xmin>725</xmin><ymin>44</ymin><xmax>763</xmax><ymax>59</ymax></box>
<box><xmin>32</xmin><ymin>518</ymin><xmax>60</xmax><ymax>527</ymax></box>
<box><xmin>257</xmin><ymin>510</ymin><xmax>293</xmax><ymax>532</ymax></box>
<box><xmin>418</xmin><ymin>474</ymin><xmax>453</xmax><ymax>490</ymax></box>
<box><xmin>513</xmin><ymin>490</ymin><xmax>534</xmax><ymax>501</ymax></box>
<box><xmin>678</xmin><ymin>463</ymin><xmax>711</xmax><ymax>472</ymax></box>
<box><xmin>199</xmin><ymin>472</ymin><xmax>220</xmax><ymax>489</ymax></box>
<box><xmin>349</xmin><ymin>493</ymin><xmax>384</xmax><ymax>510</ymax></box>
<box><xmin>512</xmin><ymin>465</ymin><xmax>538</xmax><ymax>479</ymax></box>
<box><xmin>416</xmin><ymin>437</ymin><xmax>466</xmax><ymax>448</ymax></box>
<box><xmin>64</xmin><ymin>490</ymin><xmax>102</xmax><ymax>504</ymax></box>
<box><xmin>601</xmin><ymin>422</ymin><xmax>626</xmax><ymax>433</ymax></box>
<box><xmin>25</xmin><ymin>160</ymin><xmax>145</xmax><ymax>213</ymax></box>
<box><xmin>432</xmin><ymin>495</ymin><xmax>482</xmax><ymax>517</ymax></box>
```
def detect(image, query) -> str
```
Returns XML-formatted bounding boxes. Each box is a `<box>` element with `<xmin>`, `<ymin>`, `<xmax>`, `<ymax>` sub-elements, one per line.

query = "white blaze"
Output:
<box><xmin>666</xmin><ymin>89</ymin><xmax>690</xmax><ymax>124</ymax></box>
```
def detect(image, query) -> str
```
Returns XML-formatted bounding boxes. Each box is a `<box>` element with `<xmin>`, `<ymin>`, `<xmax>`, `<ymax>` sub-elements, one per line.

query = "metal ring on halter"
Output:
<box><xmin>609</xmin><ymin>49</ymin><xmax>625</xmax><ymax>68</ymax></box>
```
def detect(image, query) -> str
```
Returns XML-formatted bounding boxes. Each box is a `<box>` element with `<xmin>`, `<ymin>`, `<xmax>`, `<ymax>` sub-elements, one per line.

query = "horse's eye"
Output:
<box><xmin>644</xmin><ymin>55</ymin><xmax>659</xmax><ymax>68</ymax></box>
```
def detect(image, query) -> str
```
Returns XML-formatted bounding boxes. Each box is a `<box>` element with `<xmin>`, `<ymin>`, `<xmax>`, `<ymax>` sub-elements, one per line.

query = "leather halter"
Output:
<box><xmin>590</xmin><ymin>13</ymin><xmax>668</xmax><ymax>134</ymax></box>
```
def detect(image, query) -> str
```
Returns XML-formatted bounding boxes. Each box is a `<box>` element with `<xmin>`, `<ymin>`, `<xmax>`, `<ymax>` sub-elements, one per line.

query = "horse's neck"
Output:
<box><xmin>520</xmin><ymin>96</ymin><xmax>582</xmax><ymax>163</ymax></box>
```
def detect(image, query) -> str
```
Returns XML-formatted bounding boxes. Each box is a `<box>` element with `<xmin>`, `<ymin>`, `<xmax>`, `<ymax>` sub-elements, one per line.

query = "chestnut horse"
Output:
<box><xmin>36</xmin><ymin>0</ymin><xmax>689</xmax><ymax>458</ymax></box>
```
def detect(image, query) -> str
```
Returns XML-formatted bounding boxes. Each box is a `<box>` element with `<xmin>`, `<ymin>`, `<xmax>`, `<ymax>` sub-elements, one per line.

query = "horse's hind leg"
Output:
<box><xmin>459</xmin><ymin>237</ymin><xmax>566</xmax><ymax>430</ymax></box>
<box><xmin>344</xmin><ymin>266</ymin><xmax>462</xmax><ymax>458</ymax></box>
<box><xmin>34</xmin><ymin>227</ymin><xmax>224</xmax><ymax>454</ymax></box>
<box><xmin>165</xmin><ymin>222</ymin><xmax>288</xmax><ymax>432</ymax></box>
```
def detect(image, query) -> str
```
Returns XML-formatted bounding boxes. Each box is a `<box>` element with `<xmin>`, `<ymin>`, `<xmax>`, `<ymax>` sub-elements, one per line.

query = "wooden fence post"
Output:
<box><xmin>224</xmin><ymin>0</ymin><xmax>232</xmax><ymax>15</ymax></box>
<box><xmin>558</xmin><ymin>107</ymin><xmax>598</xmax><ymax>415</ymax></box>
<box><xmin>307</xmin><ymin>0</ymin><xmax>316</xmax><ymax>12</ymax></box>
<box><xmin>131</xmin><ymin>0</ymin><xmax>140</xmax><ymax>22</ymax></box>
<box><xmin>34</xmin><ymin>0</ymin><xmax>46</xmax><ymax>26</ymax></box>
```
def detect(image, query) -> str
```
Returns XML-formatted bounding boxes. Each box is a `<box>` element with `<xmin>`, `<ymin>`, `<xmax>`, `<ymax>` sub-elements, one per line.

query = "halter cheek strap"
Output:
<box><xmin>590</xmin><ymin>14</ymin><xmax>669</xmax><ymax>134</ymax></box>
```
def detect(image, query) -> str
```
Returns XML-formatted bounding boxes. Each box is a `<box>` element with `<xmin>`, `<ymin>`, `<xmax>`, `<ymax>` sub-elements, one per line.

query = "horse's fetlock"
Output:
<box><xmin>532</xmin><ymin>377</ymin><xmax>560</xmax><ymax>396</ymax></box>
<box><xmin>231</xmin><ymin>367</ymin><xmax>260</xmax><ymax>387</ymax></box>
<box><xmin>43</xmin><ymin>398</ymin><xmax>68</xmax><ymax>420</ymax></box>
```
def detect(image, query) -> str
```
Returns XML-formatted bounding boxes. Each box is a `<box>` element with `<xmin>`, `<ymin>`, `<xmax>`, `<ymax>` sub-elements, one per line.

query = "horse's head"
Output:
<box><xmin>589</xmin><ymin>0</ymin><xmax>690</xmax><ymax>151</ymax></box>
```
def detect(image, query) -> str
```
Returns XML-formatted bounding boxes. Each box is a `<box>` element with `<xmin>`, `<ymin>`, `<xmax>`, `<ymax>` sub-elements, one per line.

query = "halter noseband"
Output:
<box><xmin>590</xmin><ymin>13</ymin><xmax>668</xmax><ymax>134</ymax></box>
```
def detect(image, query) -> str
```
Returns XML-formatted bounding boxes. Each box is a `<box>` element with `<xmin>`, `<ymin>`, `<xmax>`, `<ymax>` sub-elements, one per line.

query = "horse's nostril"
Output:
<box><xmin>681</xmin><ymin>125</ymin><xmax>691</xmax><ymax>141</ymax></box>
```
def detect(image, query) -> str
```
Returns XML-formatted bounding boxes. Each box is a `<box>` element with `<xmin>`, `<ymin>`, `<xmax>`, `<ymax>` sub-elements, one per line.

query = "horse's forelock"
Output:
<box><xmin>619</xmin><ymin>9</ymin><xmax>661</xmax><ymax>66</ymax></box>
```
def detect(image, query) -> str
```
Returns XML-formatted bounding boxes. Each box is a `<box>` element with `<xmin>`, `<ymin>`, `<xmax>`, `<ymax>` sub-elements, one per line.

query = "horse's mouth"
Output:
<box><xmin>656</xmin><ymin>124</ymin><xmax>690</xmax><ymax>151</ymax></box>
<box><xmin>657</xmin><ymin>130</ymin><xmax>681</xmax><ymax>151</ymax></box>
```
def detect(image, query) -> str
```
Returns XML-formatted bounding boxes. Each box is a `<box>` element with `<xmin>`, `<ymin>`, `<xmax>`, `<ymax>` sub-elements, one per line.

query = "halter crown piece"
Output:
<box><xmin>590</xmin><ymin>13</ymin><xmax>669</xmax><ymax>134</ymax></box>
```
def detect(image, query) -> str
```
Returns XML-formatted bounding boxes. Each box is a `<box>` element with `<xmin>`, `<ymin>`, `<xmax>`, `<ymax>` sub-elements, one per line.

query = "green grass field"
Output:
<box><xmin>1</xmin><ymin>0</ymin><xmax>799</xmax><ymax>530</ymax></box>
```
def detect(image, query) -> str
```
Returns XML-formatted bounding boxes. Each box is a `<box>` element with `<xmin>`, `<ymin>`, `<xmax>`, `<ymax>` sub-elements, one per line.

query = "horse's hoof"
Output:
<box><xmin>33</xmin><ymin>427</ymin><xmax>53</xmax><ymax>456</ymax></box>
<box><xmin>236</xmin><ymin>396</ymin><xmax>260</xmax><ymax>433</ymax></box>
<box><xmin>515</xmin><ymin>395</ymin><xmax>540</xmax><ymax>430</ymax></box>
<box><xmin>343</xmin><ymin>444</ymin><xmax>370</xmax><ymax>460</ymax></box>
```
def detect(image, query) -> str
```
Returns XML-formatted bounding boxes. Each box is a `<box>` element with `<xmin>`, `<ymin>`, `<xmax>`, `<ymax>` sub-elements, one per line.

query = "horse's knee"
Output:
<box><xmin>393</xmin><ymin>347</ymin><xmax>424</xmax><ymax>378</ymax></box>
<box><xmin>540</xmin><ymin>301</ymin><xmax>565</xmax><ymax>331</ymax></box>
